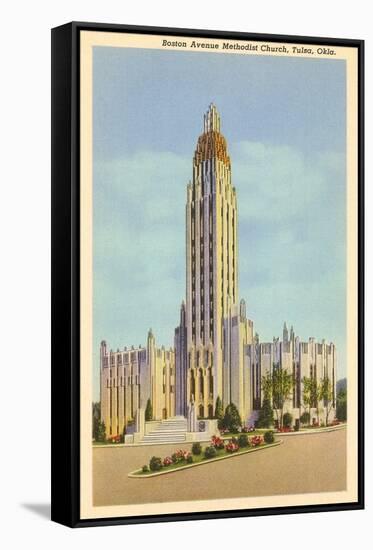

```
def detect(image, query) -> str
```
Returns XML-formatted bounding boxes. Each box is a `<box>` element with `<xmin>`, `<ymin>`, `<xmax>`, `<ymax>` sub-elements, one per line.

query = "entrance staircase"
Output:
<box><xmin>141</xmin><ymin>416</ymin><xmax>187</xmax><ymax>445</ymax></box>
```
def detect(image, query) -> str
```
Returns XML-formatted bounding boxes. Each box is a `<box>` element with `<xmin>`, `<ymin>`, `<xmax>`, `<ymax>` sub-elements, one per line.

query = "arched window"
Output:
<box><xmin>208</xmin><ymin>367</ymin><xmax>213</xmax><ymax>395</ymax></box>
<box><xmin>191</xmin><ymin>371</ymin><xmax>195</xmax><ymax>397</ymax></box>
<box><xmin>199</xmin><ymin>368</ymin><xmax>204</xmax><ymax>395</ymax></box>
<box><xmin>208</xmin><ymin>404</ymin><xmax>213</xmax><ymax>419</ymax></box>
<box><xmin>199</xmin><ymin>405</ymin><xmax>204</xmax><ymax>418</ymax></box>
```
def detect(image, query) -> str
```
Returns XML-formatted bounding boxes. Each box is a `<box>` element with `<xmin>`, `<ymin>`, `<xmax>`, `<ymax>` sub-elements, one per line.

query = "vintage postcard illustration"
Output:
<box><xmin>77</xmin><ymin>29</ymin><xmax>360</xmax><ymax>521</ymax></box>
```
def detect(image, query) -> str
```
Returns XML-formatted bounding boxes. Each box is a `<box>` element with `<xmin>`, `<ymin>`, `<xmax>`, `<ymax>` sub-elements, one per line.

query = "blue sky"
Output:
<box><xmin>93</xmin><ymin>47</ymin><xmax>346</xmax><ymax>400</ymax></box>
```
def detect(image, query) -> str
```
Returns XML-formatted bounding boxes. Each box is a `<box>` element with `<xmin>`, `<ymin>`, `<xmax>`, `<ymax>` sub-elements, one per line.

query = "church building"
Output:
<box><xmin>100</xmin><ymin>105</ymin><xmax>337</xmax><ymax>439</ymax></box>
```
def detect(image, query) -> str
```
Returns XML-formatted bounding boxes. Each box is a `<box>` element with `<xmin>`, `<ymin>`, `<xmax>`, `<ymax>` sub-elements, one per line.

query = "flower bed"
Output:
<box><xmin>241</xmin><ymin>426</ymin><xmax>256</xmax><ymax>433</ymax></box>
<box><xmin>220</xmin><ymin>425</ymin><xmax>256</xmax><ymax>435</ymax></box>
<box><xmin>276</xmin><ymin>426</ymin><xmax>293</xmax><ymax>433</ymax></box>
<box><xmin>130</xmin><ymin>434</ymin><xmax>279</xmax><ymax>477</ymax></box>
<box><xmin>220</xmin><ymin>429</ymin><xmax>266</xmax><ymax>439</ymax></box>
<box><xmin>107</xmin><ymin>435</ymin><xmax>122</xmax><ymax>443</ymax></box>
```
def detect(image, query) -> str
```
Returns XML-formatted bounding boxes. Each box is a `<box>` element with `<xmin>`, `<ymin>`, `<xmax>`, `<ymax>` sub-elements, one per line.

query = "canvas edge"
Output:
<box><xmin>50</xmin><ymin>21</ymin><xmax>365</xmax><ymax>528</ymax></box>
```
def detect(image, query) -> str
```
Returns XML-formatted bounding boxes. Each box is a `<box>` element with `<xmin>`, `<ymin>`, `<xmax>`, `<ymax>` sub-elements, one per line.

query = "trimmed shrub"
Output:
<box><xmin>171</xmin><ymin>453</ymin><xmax>178</xmax><ymax>463</ymax></box>
<box><xmin>257</xmin><ymin>398</ymin><xmax>274</xmax><ymax>428</ymax></box>
<box><xmin>142</xmin><ymin>465</ymin><xmax>149</xmax><ymax>473</ymax></box>
<box><xmin>336</xmin><ymin>389</ymin><xmax>347</xmax><ymax>421</ymax></box>
<box><xmin>96</xmin><ymin>420</ymin><xmax>106</xmax><ymax>442</ymax></box>
<box><xmin>238</xmin><ymin>433</ymin><xmax>249</xmax><ymax>448</ymax></box>
<box><xmin>300</xmin><ymin>411</ymin><xmax>310</xmax><ymax>425</ymax></box>
<box><xmin>204</xmin><ymin>445</ymin><xmax>217</xmax><ymax>459</ymax></box>
<box><xmin>192</xmin><ymin>442</ymin><xmax>202</xmax><ymax>455</ymax></box>
<box><xmin>149</xmin><ymin>456</ymin><xmax>162</xmax><ymax>471</ymax></box>
<box><xmin>283</xmin><ymin>412</ymin><xmax>293</xmax><ymax>428</ymax></box>
<box><xmin>223</xmin><ymin>403</ymin><xmax>242</xmax><ymax>433</ymax></box>
<box><xmin>145</xmin><ymin>398</ymin><xmax>153</xmax><ymax>421</ymax></box>
<box><xmin>264</xmin><ymin>430</ymin><xmax>275</xmax><ymax>444</ymax></box>
<box><xmin>186</xmin><ymin>454</ymin><xmax>193</xmax><ymax>464</ymax></box>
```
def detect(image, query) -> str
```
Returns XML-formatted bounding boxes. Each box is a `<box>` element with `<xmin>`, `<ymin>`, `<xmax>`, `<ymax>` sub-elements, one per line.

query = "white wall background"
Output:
<box><xmin>0</xmin><ymin>0</ymin><xmax>370</xmax><ymax>547</ymax></box>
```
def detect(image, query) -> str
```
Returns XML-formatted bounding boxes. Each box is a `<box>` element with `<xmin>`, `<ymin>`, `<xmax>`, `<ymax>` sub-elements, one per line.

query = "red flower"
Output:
<box><xmin>225</xmin><ymin>440</ymin><xmax>239</xmax><ymax>453</ymax></box>
<box><xmin>250</xmin><ymin>435</ymin><xmax>263</xmax><ymax>446</ymax></box>
<box><xmin>211</xmin><ymin>435</ymin><xmax>225</xmax><ymax>449</ymax></box>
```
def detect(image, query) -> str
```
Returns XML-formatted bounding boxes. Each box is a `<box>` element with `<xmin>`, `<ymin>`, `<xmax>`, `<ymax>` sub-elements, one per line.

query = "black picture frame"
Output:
<box><xmin>51</xmin><ymin>21</ymin><xmax>364</xmax><ymax>528</ymax></box>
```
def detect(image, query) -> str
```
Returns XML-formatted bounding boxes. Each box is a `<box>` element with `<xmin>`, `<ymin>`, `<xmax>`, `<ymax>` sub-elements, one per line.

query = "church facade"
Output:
<box><xmin>100</xmin><ymin>105</ymin><xmax>337</xmax><ymax>438</ymax></box>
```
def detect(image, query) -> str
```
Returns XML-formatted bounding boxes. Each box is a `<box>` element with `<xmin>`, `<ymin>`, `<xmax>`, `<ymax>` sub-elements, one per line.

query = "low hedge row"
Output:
<box><xmin>141</xmin><ymin>431</ymin><xmax>276</xmax><ymax>473</ymax></box>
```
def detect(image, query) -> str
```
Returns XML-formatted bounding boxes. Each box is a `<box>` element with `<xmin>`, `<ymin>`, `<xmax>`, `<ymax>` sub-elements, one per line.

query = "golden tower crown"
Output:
<box><xmin>194</xmin><ymin>104</ymin><xmax>231</xmax><ymax>168</ymax></box>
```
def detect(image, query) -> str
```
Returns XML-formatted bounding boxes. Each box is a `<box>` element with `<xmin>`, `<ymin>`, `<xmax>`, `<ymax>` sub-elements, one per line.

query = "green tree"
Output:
<box><xmin>319</xmin><ymin>377</ymin><xmax>334</xmax><ymax>426</ymax></box>
<box><xmin>336</xmin><ymin>388</ymin><xmax>347</xmax><ymax>421</ymax></box>
<box><xmin>145</xmin><ymin>398</ymin><xmax>153</xmax><ymax>421</ymax></box>
<box><xmin>257</xmin><ymin>397</ymin><xmax>274</xmax><ymax>428</ymax></box>
<box><xmin>214</xmin><ymin>396</ymin><xmax>224</xmax><ymax>428</ymax></box>
<box><xmin>97</xmin><ymin>420</ymin><xmax>106</xmax><ymax>442</ymax></box>
<box><xmin>282</xmin><ymin>412</ymin><xmax>293</xmax><ymax>428</ymax></box>
<box><xmin>302</xmin><ymin>376</ymin><xmax>318</xmax><ymax>424</ymax></box>
<box><xmin>272</xmin><ymin>367</ymin><xmax>293</xmax><ymax>428</ymax></box>
<box><xmin>300</xmin><ymin>411</ymin><xmax>310</xmax><ymax>425</ymax></box>
<box><xmin>92</xmin><ymin>401</ymin><xmax>101</xmax><ymax>440</ymax></box>
<box><xmin>223</xmin><ymin>403</ymin><xmax>242</xmax><ymax>433</ymax></box>
<box><xmin>261</xmin><ymin>372</ymin><xmax>273</xmax><ymax>400</ymax></box>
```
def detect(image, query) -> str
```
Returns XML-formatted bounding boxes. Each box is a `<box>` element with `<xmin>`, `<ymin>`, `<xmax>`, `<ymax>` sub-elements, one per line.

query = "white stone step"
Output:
<box><xmin>141</xmin><ymin>416</ymin><xmax>188</xmax><ymax>444</ymax></box>
<box><xmin>154</xmin><ymin>424</ymin><xmax>186</xmax><ymax>432</ymax></box>
<box><xmin>147</xmin><ymin>434</ymin><xmax>186</xmax><ymax>439</ymax></box>
<box><xmin>148</xmin><ymin>427</ymin><xmax>186</xmax><ymax>433</ymax></box>
<box><xmin>160</xmin><ymin>420</ymin><xmax>186</xmax><ymax>426</ymax></box>
<box><xmin>142</xmin><ymin>435</ymin><xmax>186</xmax><ymax>443</ymax></box>
<box><xmin>155</xmin><ymin>425</ymin><xmax>186</xmax><ymax>431</ymax></box>
<box><xmin>144</xmin><ymin>432</ymin><xmax>185</xmax><ymax>439</ymax></box>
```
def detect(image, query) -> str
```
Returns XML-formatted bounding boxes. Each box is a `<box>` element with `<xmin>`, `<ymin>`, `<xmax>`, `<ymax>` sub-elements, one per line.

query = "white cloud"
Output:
<box><xmin>232</xmin><ymin>141</ymin><xmax>345</xmax><ymax>223</ymax></box>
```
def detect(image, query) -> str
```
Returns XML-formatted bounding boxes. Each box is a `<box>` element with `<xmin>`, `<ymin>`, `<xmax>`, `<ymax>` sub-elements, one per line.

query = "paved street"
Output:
<box><xmin>93</xmin><ymin>427</ymin><xmax>346</xmax><ymax>506</ymax></box>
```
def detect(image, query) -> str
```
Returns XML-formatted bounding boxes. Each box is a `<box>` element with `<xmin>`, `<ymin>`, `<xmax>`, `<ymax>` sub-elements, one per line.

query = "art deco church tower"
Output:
<box><xmin>175</xmin><ymin>104</ymin><xmax>253</xmax><ymax>421</ymax></box>
<box><xmin>100</xmin><ymin>104</ymin><xmax>337</xmax><ymax>439</ymax></box>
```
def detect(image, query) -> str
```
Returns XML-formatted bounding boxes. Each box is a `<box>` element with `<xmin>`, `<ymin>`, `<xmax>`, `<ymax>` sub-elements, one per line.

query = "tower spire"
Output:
<box><xmin>203</xmin><ymin>103</ymin><xmax>221</xmax><ymax>133</ymax></box>
<box><xmin>283</xmin><ymin>321</ymin><xmax>289</xmax><ymax>343</ymax></box>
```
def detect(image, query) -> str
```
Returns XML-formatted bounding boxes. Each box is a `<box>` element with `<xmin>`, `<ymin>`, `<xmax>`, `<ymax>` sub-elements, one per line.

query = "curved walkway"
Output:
<box><xmin>93</xmin><ymin>426</ymin><xmax>346</xmax><ymax>506</ymax></box>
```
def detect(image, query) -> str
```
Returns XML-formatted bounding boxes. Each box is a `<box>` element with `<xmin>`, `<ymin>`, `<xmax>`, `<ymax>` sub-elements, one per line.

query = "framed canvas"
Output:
<box><xmin>51</xmin><ymin>22</ymin><xmax>364</xmax><ymax>527</ymax></box>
